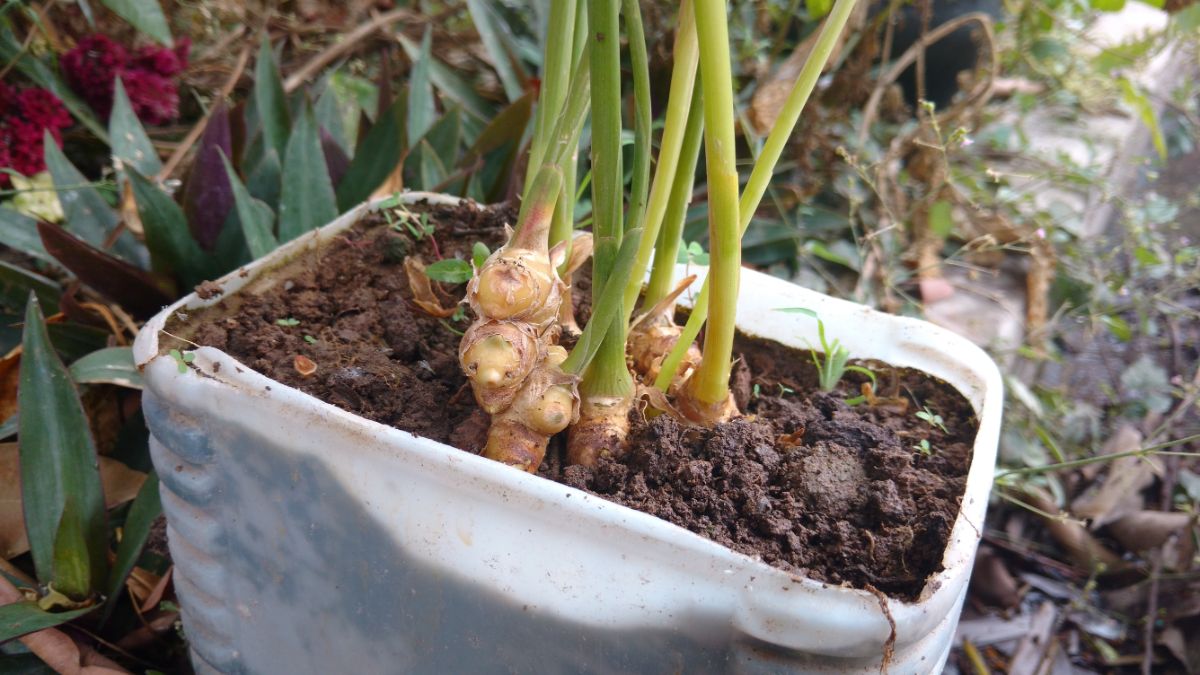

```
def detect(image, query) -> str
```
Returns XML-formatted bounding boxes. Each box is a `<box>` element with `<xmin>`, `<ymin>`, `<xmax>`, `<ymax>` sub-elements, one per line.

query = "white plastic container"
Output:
<box><xmin>133</xmin><ymin>193</ymin><xmax>1002</xmax><ymax>674</ymax></box>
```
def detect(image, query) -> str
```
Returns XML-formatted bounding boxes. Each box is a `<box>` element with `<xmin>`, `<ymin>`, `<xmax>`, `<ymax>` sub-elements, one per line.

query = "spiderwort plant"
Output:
<box><xmin>457</xmin><ymin>0</ymin><xmax>860</xmax><ymax>472</ymax></box>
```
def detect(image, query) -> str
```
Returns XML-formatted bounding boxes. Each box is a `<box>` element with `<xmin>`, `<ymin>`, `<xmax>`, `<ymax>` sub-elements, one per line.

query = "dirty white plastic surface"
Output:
<box><xmin>134</xmin><ymin>193</ymin><xmax>1002</xmax><ymax>674</ymax></box>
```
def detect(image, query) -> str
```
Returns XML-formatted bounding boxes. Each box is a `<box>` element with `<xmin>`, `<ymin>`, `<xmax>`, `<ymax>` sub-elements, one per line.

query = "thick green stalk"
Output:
<box><xmin>655</xmin><ymin>0</ymin><xmax>859</xmax><ymax>392</ymax></box>
<box><xmin>524</xmin><ymin>0</ymin><xmax>577</xmax><ymax>200</ymax></box>
<box><xmin>688</xmin><ymin>0</ymin><xmax>740</xmax><ymax>408</ymax></box>
<box><xmin>644</xmin><ymin>83</ymin><xmax>704</xmax><ymax>308</ymax></box>
<box><xmin>622</xmin><ymin>0</ymin><xmax>651</xmax><ymax>235</ymax></box>
<box><xmin>581</xmin><ymin>0</ymin><xmax>631</xmax><ymax>398</ymax></box>
<box><xmin>621</xmin><ymin>0</ymin><xmax>700</xmax><ymax>314</ymax></box>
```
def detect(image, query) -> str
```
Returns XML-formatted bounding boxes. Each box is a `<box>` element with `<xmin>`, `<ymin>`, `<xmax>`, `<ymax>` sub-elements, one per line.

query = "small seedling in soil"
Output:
<box><xmin>916</xmin><ymin>406</ymin><xmax>948</xmax><ymax>432</ymax></box>
<box><xmin>778</xmin><ymin>383</ymin><xmax>795</xmax><ymax>396</ymax></box>
<box><xmin>423</xmin><ymin>259</ymin><xmax>473</xmax><ymax>284</ymax></box>
<box><xmin>380</xmin><ymin>199</ymin><xmax>436</xmax><ymax>240</ymax></box>
<box><xmin>276</xmin><ymin>317</ymin><xmax>300</xmax><ymax>327</ymax></box>
<box><xmin>472</xmin><ymin>241</ymin><xmax>491</xmax><ymax>269</ymax></box>
<box><xmin>169</xmin><ymin>349</ymin><xmax>195</xmax><ymax>374</ymax></box>
<box><xmin>844</xmin><ymin>369</ymin><xmax>879</xmax><ymax>406</ymax></box>
<box><xmin>303</xmin><ymin>335</ymin><xmax>317</xmax><ymax>344</ymax></box>
<box><xmin>914</xmin><ymin>439</ymin><xmax>933</xmax><ymax>456</ymax></box>
<box><xmin>777</xmin><ymin>308</ymin><xmax>875</xmax><ymax>392</ymax></box>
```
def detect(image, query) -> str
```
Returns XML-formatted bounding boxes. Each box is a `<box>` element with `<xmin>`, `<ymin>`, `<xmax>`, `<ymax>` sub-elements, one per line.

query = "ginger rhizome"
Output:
<box><xmin>459</xmin><ymin>168</ymin><xmax>578</xmax><ymax>472</ymax></box>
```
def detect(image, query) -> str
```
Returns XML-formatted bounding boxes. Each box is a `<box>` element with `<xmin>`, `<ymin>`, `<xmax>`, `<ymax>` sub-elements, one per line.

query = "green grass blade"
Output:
<box><xmin>127</xmin><ymin>169</ymin><xmax>204</xmax><ymax>286</ymax></box>
<box><xmin>0</xmin><ymin>205</ymin><xmax>54</xmax><ymax>266</ymax></box>
<box><xmin>279</xmin><ymin>105</ymin><xmax>338</xmax><ymax>242</ymax></box>
<box><xmin>407</xmin><ymin>27</ymin><xmax>437</xmax><ymax>146</ymax></box>
<box><xmin>336</xmin><ymin>97</ymin><xmax>406</xmax><ymax>211</ymax></box>
<box><xmin>0</xmin><ymin>601</ymin><xmax>96</xmax><ymax>643</ymax></box>
<box><xmin>99</xmin><ymin>0</ymin><xmax>172</xmax><ymax>46</ymax></box>
<box><xmin>102</xmin><ymin>472</ymin><xmax>160</xmax><ymax>621</ymax></box>
<box><xmin>220</xmin><ymin>149</ymin><xmax>278</xmax><ymax>259</ymax></box>
<box><xmin>18</xmin><ymin>295</ymin><xmax>108</xmax><ymax>589</ymax></box>
<box><xmin>465</xmin><ymin>0</ymin><xmax>527</xmax><ymax>102</ymax></box>
<box><xmin>109</xmin><ymin>78</ymin><xmax>163</xmax><ymax>176</ymax></box>
<box><xmin>255</xmin><ymin>37</ymin><xmax>292</xmax><ymax>158</ymax></box>
<box><xmin>68</xmin><ymin>347</ymin><xmax>143</xmax><ymax>389</ymax></box>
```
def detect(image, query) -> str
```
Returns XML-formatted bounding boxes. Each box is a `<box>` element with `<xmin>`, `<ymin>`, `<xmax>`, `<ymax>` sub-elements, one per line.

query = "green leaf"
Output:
<box><xmin>424</xmin><ymin>259</ymin><xmax>472</xmax><ymax>284</ymax></box>
<box><xmin>219</xmin><ymin>149</ymin><xmax>278</xmax><ymax>259</ymax></box>
<box><xmin>47</xmin><ymin>323</ymin><xmax>111</xmax><ymax>363</ymax></box>
<box><xmin>0</xmin><ymin>261</ymin><xmax>59</xmax><ymax>314</ymax></box>
<box><xmin>775</xmin><ymin>307</ymin><xmax>819</xmax><ymax>318</ymax></box>
<box><xmin>69</xmin><ymin>347</ymin><xmax>143</xmax><ymax>389</ymax></box>
<box><xmin>0</xmin><ymin>601</ymin><xmax>96</xmax><ymax>643</ymax></box>
<box><xmin>1119</xmin><ymin>77</ymin><xmax>1166</xmax><ymax>161</ymax></box>
<box><xmin>103</xmin><ymin>472</ymin><xmax>160</xmax><ymax>619</ymax></box>
<box><xmin>315</xmin><ymin>83</ymin><xmax>350</xmax><ymax>156</ymax></box>
<box><xmin>336</xmin><ymin>96</ymin><xmax>406</xmax><ymax>211</ymax></box>
<box><xmin>51</xmin><ymin>498</ymin><xmax>92</xmax><ymax>600</ymax></box>
<box><xmin>472</xmin><ymin>241</ymin><xmax>491</xmax><ymax>268</ymax></box>
<box><xmin>1090</xmin><ymin>0</ymin><xmax>1126</xmax><ymax>11</ymax></box>
<box><xmin>928</xmin><ymin>200</ymin><xmax>954</xmax><ymax>238</ymax></box>
<box><xmin>0</xmin><ymin>207</ymin><xmax>55</xmax><ymax>266</ymax></box>
<box><xmin>255</xmin><ymin>38</ymin><xmax>292</xmax><ymax>158</ymax></box>
<box><xmin>397</xmin><ymin>34</ymin><xmax>492</xmax><ymax>123</ymax></box>
<box><xmin>99</xmin><ymin>0</ymin><xmax>173</xmax><ymax>45</ymax></box>
<box><xmin>43</xmin><ymin>133</ymin><xmax>118</xmax><ymax>251</ymax></box>
<box><xmin>407</xmin><ymin>27</ymin><xmax>437</xmax><ymax>145</ymax></box>
<box><xmin>1133</xmin><ymin>245</ymin><xmax>1162</xmax><ymax>267</ymax></box>
<box><xmin>18</xmin><ymin>295</ymin><xmax>108</xmax><ymax>588</ymax></box>
<box><xmin>127</xmin><ymin>169</ymin><xmax>206</xmax><ymax>287</ymax></box>
<box><xmin>561</xmin><ymin>228</ymin><xmax>644</xmax><ymax>376</ymax></box>
<box><xmin>1173</xmin><ymin>2</ymin><xmax>1200</xmax><ymax>33</ymax></box>
<box><xmin>465</xmin><ymin>0</ymin><xmax>526</xmax><ymax>102</ymax></box>
<box><xmin>806</xmin><ymin>0</ymin><xmax>834</xmax><ymax>18</ymax></box>
<box><xmin>110</xmin><ymin>78</ymin><xmax>163</xmax><ymax>176</ymax></box>
<box><xmin>246</xmin><ymin>148</ymin><xmax>282</xmax><ymax>209</ymax></box>
<box><xmin>279</xmin><ymin>105</ymin><xmax>338</xmax><ymax>242</ymax></box>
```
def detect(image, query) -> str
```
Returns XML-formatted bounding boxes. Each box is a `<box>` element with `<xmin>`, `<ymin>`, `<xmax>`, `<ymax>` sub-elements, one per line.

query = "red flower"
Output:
<box><xmin>121</xmin><ymin>69</ymin><xmax>180</xmax><ymax>126</ymax></box>
<box><xmin>0</xmin><ymin>85</ymin><xmax>71</xmax><ymax>187</ymax></box>
<box><xmin>61</xmin><ymin>34</ymin><xmax>128</xmax><ymax>120</ymax></box>
<box><xmin>60</xmin><ymin>34</ymin><xmax>189</xmax><ymax>125</ymax></box>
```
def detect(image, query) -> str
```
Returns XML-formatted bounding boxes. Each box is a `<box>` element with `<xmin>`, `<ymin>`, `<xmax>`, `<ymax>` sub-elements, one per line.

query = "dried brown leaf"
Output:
<box><xmin>1107</xmin><ymin>510</ymin><xmax>1195</xmax><ymax>552</ymax></box>
<box><xmin>0</xmin><ymin>351</ymin><xmax>19</xmax><ymax>422</ymax></box>
<box><xmin>1072</xmin><ymin>425</ymin><xmax>1159</xmax><ymax>529</ymax></box>
<box><xmin>403</xmin><ymin>257</ymin><xmax>459</xmax><ymax>318</ymax></box>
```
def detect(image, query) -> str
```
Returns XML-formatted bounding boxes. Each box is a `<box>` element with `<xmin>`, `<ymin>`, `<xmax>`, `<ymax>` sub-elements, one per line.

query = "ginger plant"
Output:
<box><xmin>458</xmin><ymin>0</ymin><xmax>860</xmax><ymax>472</ymax></box>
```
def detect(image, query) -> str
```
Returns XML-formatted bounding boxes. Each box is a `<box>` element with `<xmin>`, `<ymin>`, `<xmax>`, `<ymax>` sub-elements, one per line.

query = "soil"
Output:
<box><xmin>170</xmin><ymin>200</ymin><xmax>977</xmax><ymax>601</ymax></box>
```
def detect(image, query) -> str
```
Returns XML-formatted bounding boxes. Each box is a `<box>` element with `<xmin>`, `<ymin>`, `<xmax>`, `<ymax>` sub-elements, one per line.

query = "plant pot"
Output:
<box><xmin>133</xmin><ymin>193</ymin><xmax>1002</xmax><ymax>674</ymax></box>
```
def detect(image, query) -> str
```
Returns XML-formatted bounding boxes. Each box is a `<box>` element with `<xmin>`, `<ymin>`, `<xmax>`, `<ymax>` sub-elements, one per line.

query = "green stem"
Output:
<box><xmin>655</xmin><ymin>0</ymin><xmax>859</xmax><ymax>393</ymax></box>
<box><xmin>622</xmin><ymin>0</ymin><xmax>700</xmax><ymax>313</ymax></box>
<box><xmin>581</xmin><ymin>0</ymin><xmax>632</xmax><ymax>398</ymax></box>
<box><xmin>524</xmin><ymin>0</ymin><xmax>577</xmax><ymax>201</ymax></box>
<box><xmin>644</xmin><ymin>82</ymin><xmax>704</xmax><ymax>310</ymax></box>
<box><xmin>622</xmin><ymin>0</ymin><xmax>651</xmax><ymax>235</ymax></box>
<box><xmin>688</xmin><ymin>0</ymin><xmax>740</xmax><ymax>407</ymax></box>
<box><xmin>550</xmin><ymin>6</ymin><xmax>592</xmax><ymax>264</ymax></box>
<box><xmin>510</xmin><ymin>165</ymin><xmax>564</xmax><ymax>251</ymax></box>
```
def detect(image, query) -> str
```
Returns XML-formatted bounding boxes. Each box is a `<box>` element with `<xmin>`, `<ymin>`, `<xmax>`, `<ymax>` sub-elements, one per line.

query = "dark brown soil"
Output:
<box><xmin>170</xmin><ymin>200</ymin><xmax>977</xmax><ymax>601</ymax></box>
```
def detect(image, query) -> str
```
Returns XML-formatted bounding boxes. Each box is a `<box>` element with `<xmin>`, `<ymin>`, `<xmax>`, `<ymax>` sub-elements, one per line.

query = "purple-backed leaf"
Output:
<box><xmin>38</xmin><ymin>222</ymin><xmax>175</xmax><ymax>318</ymax></box>
<box><xmin>229</xmin><ymin>101</ymin><xmax>248</xmax><ymax>173</ymax></box>
<box><xmin>321</xmin><ymin>127</ymin><xmax>351</xmax><ymax>188</ymax></box>
<box><xmin>181</xmin><ymin>103</ymin><xmax>234</xmax><ymax>251</ymax></box>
